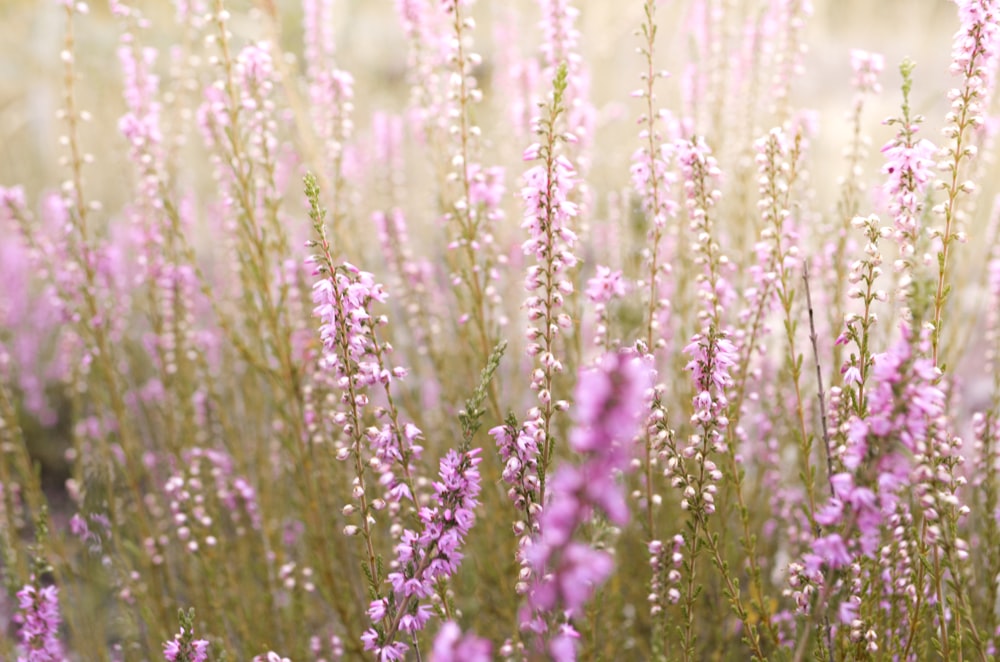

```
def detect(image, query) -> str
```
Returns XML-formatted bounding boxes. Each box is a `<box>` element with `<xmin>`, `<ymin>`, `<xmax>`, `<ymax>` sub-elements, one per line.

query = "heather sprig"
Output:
<box><xmin>632</xmin><ymin>0</ymin><xmax>678</xmax><ymax>359</ymax></box>
<box><xmin>522</xmin><ymin>350</ymin><xmax>651</xmax><ymax>661</ymax></box>
<box><xmin>363</xmin><ymin>447</ymin><xmax>483</xmax><ymax>660</ymax></box>
<box><xmin>430</xmin><ymin>621</ymin><xmax>491</xmax><ymax>662</ymax></box>
<box><xmin>829</xmin><ymin>49</ymin><xmax>883</xmax><ymax>374</ymax></box>
<box><xmin>836</xmin><ymin>214</ymin><xmax>891</xmax><ymax>416</ymax></box>
<box><xmin>162</xmin><ymin>608</ymin><xmax>209</xmax><ymax>662</ymax></box>
<box><xmin>931</xmin><ymin>0</ymin><xmax>999</xmax><ymax>366</ymax></box>
<box><xmin>677</xmin><ymin>135</ymin><xmax>727</xmax><ymax>328</ymax></box>
<box><xmin>584</xmin><ymin>265</ymin><xmax>627</xmax><ymax>353</ymax></box>
<box><xmin>9</xmin><ymin>510</ymin><xmax>65</xmax><ymax>662</ymax></box>
<box><xmin>521</xmin><ymin>63</ymin><xmax>578</xmax><ymax>506</ymax></box>
<box><xmin>16</xmin><ymin>580</ymin><xmax>66</xmax><ymax>662</ymax></box>
<box><xmin>883</xmin><ymin>60</ymin><xmax>937</xmax><ymax>313</ymax></box>
<box><xmin>674</xmin><ymin>328</ymin><xmax>769</xmax><ymax>660</ymax></box>
<box><xmin>490</xmin><ymin>414</ymin><xmax>543</xmax><ymax>596</ymax></box>
<box><xmin>672</xmin><ymin>134</ymin><xmax>768</xmax><ymax>659</ymax></box>
<box><xmin>307</xmin><ymin>173</ymin><xmax>423</xmax><ymax>604</ymax></box>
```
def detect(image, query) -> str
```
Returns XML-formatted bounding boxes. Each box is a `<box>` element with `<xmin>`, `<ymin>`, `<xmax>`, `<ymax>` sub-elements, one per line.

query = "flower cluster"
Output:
<box><xmin>521</xmin><ymin>155</ymin><xmax>579</xmax><ymax>307</ymax></box>
<box><xmin>950</xmin><ymin>0</ymin><xmax>1000</xmax><ymax>110</ymax></box>
<box><xmin>677</xmin><ymin>136</ymin><xmax>729</xmax><ymax>325</ymax></box>
<box><xmin>114</xmin><ymin>4</ymin><xmax>164</xmax><ymax>206</ymax></box>
<box><xmin>630</xmin><ymin>1</ymin><xmax>678</xmax><ymax>354</ymax></box>
<box><xmin>312</xmin><ymin>262</ymin><xmax>421</xmax><ymax>516</ymax></box>
<box><xmin>647</xmin><ymin>534</ymin><xmax>684</xmax><ymax>615</ymax></box>
<box><xmin>234</xmin><ymin>44</ymin><xmax>279</xmax><ymax>162</ymax></box>
<box><xmin>490</xmin><ymin>419</ymin><xmax>542</xmax><ymax>594</ymax></box>
<box><xmin>362</xmin><ymin>448</ymin><xmax>483</xmax><ymax>660</ymax></box>
<box><xmin>585</xmin><ymin>265</ymin><xmax>627</xmax><ymax>350</ymax></box>
<box><xmin>521</xmin><ymin>65</ymin><xmax>579</xmax><ymax>516</ymax></box>
<box><xmin>753</xmin><ymin>126</ymin><xmax>801</xmax><ymax>302</ymax></box>
<box><xmin>15</xmin><ymin>581</ymin><xmax>65</xmax><ymax>662</ymax></box>
<box><xmin>836</xmin><ymin>214</ymin><xmax>891</xmax><ymax>409</ymax></box>
<box><xmin>673</xmin><ymin>330</ymin><xmax>738</xmax><ymax>515</ymax></box>
<box><xmin>430</xmin><ymin>621</ymin><xmax>492</xmax><ymax>662</ymax></box>
<box><xmin>931</xmin><ymin>0</ymin><xmax>1000</xmax><ymax>362</ymax></box>
<box><xmin>850</xmin><ymin>49</ymin><xmax>884</xmax><ymax>96</ymax></box>
<box><xmin>523</xmin><ymin>351</ymin><xmax>652</xmax><ymax>661</ymax></box>
<box><xmin>438</xmin><ymin>0</ymin><xmax>507</xmax><ymax>343</ymax></box>
<box><xmin>161</xmin><ymin>447</ymin><xmax>261</xmax><ymax>557</ymax></box>
<box><xmin>882</xmin><ymin>63</ymin><xmax>936</xmax><ymax>268</ymax></box>
<box><xmin>163</xmin><ymin>636</ymin><xmax>208</xmax><ymax>662</ymax></box>
<box><xmin>793</xmin><ymin>325</ymin><xmax>951</xmax><ymax>634</ymax></box>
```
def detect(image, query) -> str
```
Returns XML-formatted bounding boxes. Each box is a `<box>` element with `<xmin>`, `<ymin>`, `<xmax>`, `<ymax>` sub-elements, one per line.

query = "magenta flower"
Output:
<box><xmin>584</xmin><ymin>266</ymin><xmax>626</xmax><ymax>304</ymax></box>
<box><xmin>162</xmin><ymin>630</ymin><xmax>208</xmax><ymax>662</ymax></box>
<box><xmin>881</xmin><ymin>130</ymin><xmax>936</xmax><ymax>254</ymax></box>
<box><xmin>525</xmin><ymin>351</ymin><xmax>652</xmax><ymax>660</ymax></box>
<box><xmin>364</xmin><ymin>448</ymin><xmax>483</xmax><ymax>659</ymax></box>
<box><xmin>15</xmin><ymin>583</ymin><xmax>65</xmax><ymax>662</ymax></box>
<box><xmin>430</xmin><ymin>621</ymin><xmax>491</xmax><ymax>662</ymax></box>
<box><xmin>850</xmin><ymin>49</ymin><xmax>884</xmax><ymax>95</ymax></box>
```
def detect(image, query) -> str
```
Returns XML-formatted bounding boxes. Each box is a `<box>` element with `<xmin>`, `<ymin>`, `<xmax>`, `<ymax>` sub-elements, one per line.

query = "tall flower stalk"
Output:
<box><xmin>521</xmin><ymin>64</ymin><xmax>579</xmax><ymax>507</ymax></box>
<box><xmin>523</xmin><ymin>350</ymin><xmax>652</xmax><ymax>661</ymax></box>
<box><xmin>931</xmin><ymin>0</ymin><xmax>999</xmax><ymax>365</ymax></box>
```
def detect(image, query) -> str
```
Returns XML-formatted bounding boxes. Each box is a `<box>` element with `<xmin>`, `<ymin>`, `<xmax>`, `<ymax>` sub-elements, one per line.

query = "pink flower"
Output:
<box><xmin>16</xmin><ymin>583</ymin><xmax>65</xmax><ymax>662</ymax></box>
<box><xmin>850</xmin><ymin>49</ymin><xmax>884</xmax><ymax>95</ymax></box>
<box><xmin>525</xmin><ymin>351</ymin><xmax>652</xmax><ymax>657</ymax></box>
<box><xmin>430</xmin><ymin>622</ymin><xmax>491</xmax><ymax>662</ymax></box>
<box><xmin>584</xmin><ymin>266</ymin><xmax>627</xmax><ymax>304</ymax></box>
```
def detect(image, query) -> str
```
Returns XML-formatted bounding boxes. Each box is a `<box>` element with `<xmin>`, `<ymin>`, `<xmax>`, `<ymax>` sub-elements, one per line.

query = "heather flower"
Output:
<box><xmin>15</xmin><ymin>582</ymin><xmax>65</xmax><ymax>662</ymax></box>
<box><xmin>538</xmin><ymin>0</ymin><xmax>594</xmax><ymax>173</ymax></box>
<box><xmin>931</xmin><ymin>0</ymin><xmax>1000</xmax><ymax>362</ymax></box>
<box><xmin>850</xmin><ymin>49</ymin><xmax>884</xmax><ymax>95</ymax></box>
<box><xmin>364</xmin><ymin>448</ymin><xmax>482</xmax><ymax>658</ymax></box>
<box><xmin>585</xmin><ymin>265</ymin><xmax>627</xmax><ymax>350</ymax></box>
<box><xmin>670</xmin><ymin>330</ymin><xmax>737</xmax><ymax>516</ymax></box>
<box><xmin>251</xmin><ymin>653</ymin><xmax>290</xmax><ymax>662</ymax></box>
<box><xmin>430</xmin><ymin>621</ymin><xmax>491</xmax><ymax>662</ymax></box>
<box><xmin>162</xmin><ymin>639</ymin><xmax>208</xmax><ymax>662</ymax></box>
<box><xmin>882</xmin><ymin>60</ymin><xmax>937</xmax><ymax>293</ymax></box>
<box><xmin>520</xmin><ymin>66</ymin><xmax>579</xmax><ymax>522</ymax></box>
<box><xmin>160</xmin><ymin>609</ymin><xmax>212</xmax><ymax>662</ymax></box>
<box><xmin>525</xmin><ymin>351</ymin><xmax>652</xmax><ymax>659</ymax></box>
<box><xmin>490</xmin><ymin>418</ymin><xmax>542</xmax><ymax>594</ymax></box>
<box><xmin>435</xmin><ymin>0</ymin><xmax>508</xmax><ymax>352</ymax></box>
<box><xmin>836</xmin><ymin>214</ymin><xmax>892</xmax><ymax>414</ymax></box>
<box><xmin>882</xmin><ymin>137</ymin><xmax>936</xmax><ymax>249</ymax></box>
<box><xmin>631</xmin><ymin>1</ymin><xmax>678</xmax><ymax>355</ymax></box>
<box><xmin>647</xmin><ymin>535</ymin><xmax>685</xmax><ymax>618</ymax></box>
<box><xmin>584</xmin><ymin>266</ymin><xmax>626</xmax><ymax>304</ymax></box>
<box><xmin>677</xmin><ymin>136</ymin><xmax>730</xmax><ymax>325</ymax></box>
<box><xmin>311</xmin><ymin>256</ymin><xmax>422</xmax><ymax>518</ymax></box>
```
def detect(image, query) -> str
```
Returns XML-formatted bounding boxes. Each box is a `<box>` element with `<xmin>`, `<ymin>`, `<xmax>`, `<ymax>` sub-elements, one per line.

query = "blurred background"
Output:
<box><xmin>0</xmin><ymin>0</ymin><xmax>966</xmax><ymax>211</ymax></box>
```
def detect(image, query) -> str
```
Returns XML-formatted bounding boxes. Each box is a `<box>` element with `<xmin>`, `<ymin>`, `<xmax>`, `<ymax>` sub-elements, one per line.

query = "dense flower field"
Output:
<box><xmin>1</xmin><ymin>0</ymin><xmax>1000</xmax><ymax>660</ymax></box>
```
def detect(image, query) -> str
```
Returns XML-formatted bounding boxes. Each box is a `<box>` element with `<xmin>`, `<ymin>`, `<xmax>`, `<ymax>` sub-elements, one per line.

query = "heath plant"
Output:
<box><xmin>1</xmin><ymin>0</ymin><xmax>1000</xmax><ymax>660</ymax></box>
